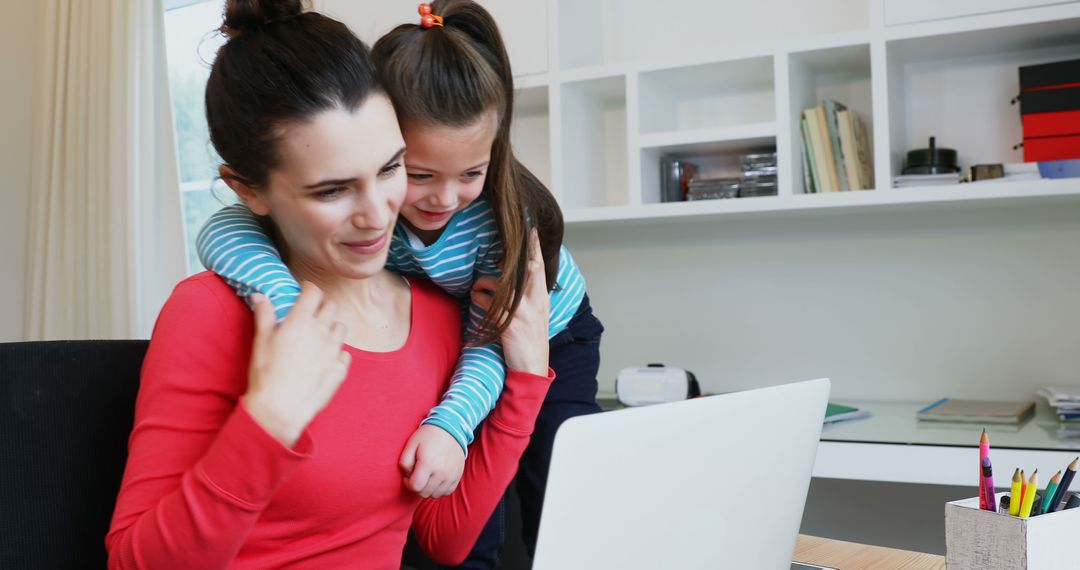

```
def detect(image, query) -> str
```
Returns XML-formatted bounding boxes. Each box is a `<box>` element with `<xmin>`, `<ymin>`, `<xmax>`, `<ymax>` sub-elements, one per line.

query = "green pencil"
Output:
<box><xmin>1041</xmin><ymin>471</ymin><xmax>1062</xmax><ymax>514</ymax></box>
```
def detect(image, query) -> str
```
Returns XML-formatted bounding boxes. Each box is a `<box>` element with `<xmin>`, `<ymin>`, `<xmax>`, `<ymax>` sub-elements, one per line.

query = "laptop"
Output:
<box><xmin>531</xmin><ymin>378</ymin><xmax>830</xmax><ymax>570</ymax></box>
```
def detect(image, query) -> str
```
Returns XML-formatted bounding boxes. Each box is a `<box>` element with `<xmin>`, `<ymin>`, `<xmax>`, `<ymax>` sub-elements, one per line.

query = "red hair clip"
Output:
<box><xmin>418</xmin><ymin>3</ymin><xmax>443</xmax><ymax>28</ymax></box>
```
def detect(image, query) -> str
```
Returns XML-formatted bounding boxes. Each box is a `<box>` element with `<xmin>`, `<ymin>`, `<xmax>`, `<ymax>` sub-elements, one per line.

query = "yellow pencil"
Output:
<box><xmin>1020</xmin><ymin>470</ymin><xmax>1039</xmax><ymax>518</ymax></box>
<box><xmin>1009</xmin><ymin>468</ymin><xmax>1022</xmax><ymax>516</ymax></box>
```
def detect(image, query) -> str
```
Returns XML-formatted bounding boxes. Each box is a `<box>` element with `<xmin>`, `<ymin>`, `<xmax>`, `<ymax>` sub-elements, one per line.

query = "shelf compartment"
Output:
<box><xmin>639</xmin><ymin>136</ymin><xmax>777</xmax><ymax>206</ymax></box>
<box><xmin>885</xmin><ymin>16</ymin><xmax>1080</xmax><ymax>183</ymax></box>
<box><xmin>638</xmin><ymin>57</ymin><xmax>775</xmax><ymax>134</ymax></box>
<box><xmin>559</xmin><ymin>75</ymin><xmax>629</xmax><ymax>209</ymax></box>
<box><xmin>511</xmin><ymin>86</ymin><xmax>552</xmax><ymax>191</ymax></box>
<box><xmin>638</xmin><ymin>122</ymin><xmax>776</xmax><ymax>151</ymax></box>
<box><xmin>787</xmin><ymin>44</ymin><xmax>875</xmax><ymax>194</ymax></box>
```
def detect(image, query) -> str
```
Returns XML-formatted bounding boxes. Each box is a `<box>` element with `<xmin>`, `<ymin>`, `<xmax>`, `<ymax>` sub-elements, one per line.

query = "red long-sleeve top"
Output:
<box><xmin>106</xmin><ymin>273</ymin><xmax>554</xmax><ymax>569</ymax></box>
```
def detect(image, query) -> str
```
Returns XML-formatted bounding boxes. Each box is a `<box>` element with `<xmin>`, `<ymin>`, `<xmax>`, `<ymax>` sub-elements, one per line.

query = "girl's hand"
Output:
<box><xmin>398</xmin><ymin>424</ymin><xmax>466</xmax><ymax>498</ymax></box>
<box><xmin>472</xmin><ymin>229</ymin><xmax>550</xmax><ymax>376</ymax></box>
<box><xmin>242</xmin><ymin>283</ymin><xmax>352</xmax><ymax>448</ymax></box>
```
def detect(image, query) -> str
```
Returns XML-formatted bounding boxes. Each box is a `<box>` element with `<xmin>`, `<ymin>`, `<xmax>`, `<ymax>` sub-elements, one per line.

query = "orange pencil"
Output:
<box><xmin>1018</xmin><ymin>469</ymin><xmax>1027</xmax><ymax>512</ymax></box>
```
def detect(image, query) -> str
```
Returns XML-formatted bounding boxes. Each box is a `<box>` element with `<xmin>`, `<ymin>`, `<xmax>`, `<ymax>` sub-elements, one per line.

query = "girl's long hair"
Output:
<box><xmin>373</xmin><ymin>0</ymin><xmax>564</xmax><ymax>344</ymax></box>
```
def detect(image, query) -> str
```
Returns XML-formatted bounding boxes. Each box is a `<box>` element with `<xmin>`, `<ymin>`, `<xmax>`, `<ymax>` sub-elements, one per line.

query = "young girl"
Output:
<box><xmin>197</xmin><ymin>0</ymin><xmax>602</xmax><ymax>561</ymax></box>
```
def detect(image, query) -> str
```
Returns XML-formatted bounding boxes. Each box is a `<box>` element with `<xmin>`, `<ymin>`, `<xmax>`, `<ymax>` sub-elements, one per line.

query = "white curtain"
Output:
<box><xmin>26</xmin><ymin>0</ymin><xmax>186</xmax><ymax>340</ymax></box>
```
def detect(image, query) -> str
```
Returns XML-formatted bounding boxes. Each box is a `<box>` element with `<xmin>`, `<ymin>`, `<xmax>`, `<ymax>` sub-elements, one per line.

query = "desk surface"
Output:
<box><xmin>794</xmin><ymin>535</ymin><xmax>945</xmax><ymax>569</ymax></box>
<box><xmin>814</xmin><ymin>400</ymin><xmax>1080</xmax><ymax>485</ymax></box>
<box><xmin>821</xmin><ymin>400</ymin><xmax>1080</xmax><ymax>451</ymax></box>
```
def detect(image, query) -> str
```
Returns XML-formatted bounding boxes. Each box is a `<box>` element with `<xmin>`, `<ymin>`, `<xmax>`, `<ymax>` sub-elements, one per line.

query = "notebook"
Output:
<box><xmin>916</xmin><ymin>398</ymin><xmax>1035</xmax><ymax>424</ymax></box>
<box><xmin>532</xmin><ymin>378</ymin><xmax>830</xmax><ymax>570</ymax></box>
<box><xmin>824</xmin><ymin>403</ymin><xmax>870</xmax><ymax>424</ymax></box>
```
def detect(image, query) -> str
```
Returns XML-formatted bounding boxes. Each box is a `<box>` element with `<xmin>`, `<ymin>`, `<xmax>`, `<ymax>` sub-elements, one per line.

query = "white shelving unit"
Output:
<box><xmin>507</xmin><ymin>0</ymin><xmax>1080</xmax><ymax>227</ymax></box>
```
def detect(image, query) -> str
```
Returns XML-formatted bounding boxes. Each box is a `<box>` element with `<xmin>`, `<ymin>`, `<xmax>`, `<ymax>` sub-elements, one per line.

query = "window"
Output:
<box><xmin>164</xmin><ymin>0</ymin><xmax>232</xmax><ymax>274</ymax></box>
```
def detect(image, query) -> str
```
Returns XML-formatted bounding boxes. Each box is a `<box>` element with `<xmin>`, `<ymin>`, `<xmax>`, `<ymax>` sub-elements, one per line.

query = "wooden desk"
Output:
<box><xmin>794</xmin><ymin>535</ymin><xmax>946</xmax><ymax>569</ymax></box>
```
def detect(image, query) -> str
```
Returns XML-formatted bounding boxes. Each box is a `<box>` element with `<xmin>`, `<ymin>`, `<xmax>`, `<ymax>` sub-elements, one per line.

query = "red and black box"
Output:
<box><xmin>1019</xmin><ymin>58</ymin><xmax>1080</xmax><ymax>162</ymax></box>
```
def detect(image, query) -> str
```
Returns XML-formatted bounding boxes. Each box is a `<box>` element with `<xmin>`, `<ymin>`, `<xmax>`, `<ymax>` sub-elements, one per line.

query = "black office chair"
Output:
<box><xmin>0</xmin><ymin>340</ymin><xmax>148</xmax><ymax>569</ymax></box>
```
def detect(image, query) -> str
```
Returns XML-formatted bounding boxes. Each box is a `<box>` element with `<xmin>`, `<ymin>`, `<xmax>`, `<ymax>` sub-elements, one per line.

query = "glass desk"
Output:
<box><xmin>599</xmin><ymin>396</ymin><xmax>1080</xmax><ymax>486</ymax></box>
<box><xmin>815</xmin><ymin>401</ymin><xmax>1080</xmax><ymax>486</ymax></box>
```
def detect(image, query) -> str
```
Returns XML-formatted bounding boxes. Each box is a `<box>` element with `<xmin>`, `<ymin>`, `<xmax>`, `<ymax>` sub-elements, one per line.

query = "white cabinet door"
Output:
<box><xmin>884</xmin><ymin>0</ymin><xmax>1079</xmax><ymax>26</ymax></box>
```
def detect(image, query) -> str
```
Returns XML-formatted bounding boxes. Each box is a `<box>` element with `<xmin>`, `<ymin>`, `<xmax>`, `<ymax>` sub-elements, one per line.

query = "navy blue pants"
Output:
<box><xmin>445</xmin><ymin>293</ymin><xmax>604</xmax><ymax>569</ymax></box>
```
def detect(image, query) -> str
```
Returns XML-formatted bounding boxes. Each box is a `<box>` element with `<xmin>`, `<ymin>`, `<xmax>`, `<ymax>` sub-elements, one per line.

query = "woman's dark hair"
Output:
<box><xmin>373</xmin><ymin>0</ymin><xmax>565</xmax><ymax>345</ymax></box>
<box><xmin>206</xmin><ymin>0</ymin><xmax>381</xmax><ymax>189</ymax></box>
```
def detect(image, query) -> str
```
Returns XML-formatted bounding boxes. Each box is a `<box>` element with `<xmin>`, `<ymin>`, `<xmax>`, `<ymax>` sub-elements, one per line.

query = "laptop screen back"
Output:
<box><xmin>532</xmin><ymin>378</ymin><xmax>830</xmax><ymax>570</ymax></box>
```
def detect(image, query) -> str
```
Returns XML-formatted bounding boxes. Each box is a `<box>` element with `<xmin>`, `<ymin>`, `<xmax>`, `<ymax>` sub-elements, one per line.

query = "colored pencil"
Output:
<box><xmin>1040</xmin><ymin>471</ymin><xmax>1062</xmax><ymax>515</ymax></box>
<box><xmin>981</xmin><ymin>457</ymin><xmax>996</xmax><ymax>511</ymax></box>
<box><xmin>1018</xmin><ymin>469</ymin><xmax>1027</xmax><ymax>514</ymax></box>
<box><xmin>1047</xmin><ymin>457</ymin><xmax>1078</xmax><ymax>513</ymax></box>
<box><xmin>1009</xmin><ymin>468</ymin><xmax>1022</xmax><ymax>516</ymax></box>
<box><xmin>1020</xmin><ymin>470</ymin><xmax>1039</xmax><ymax>518</ymax></box>
<box><xmin>979</xmin><ymin>430</ymin><xmax>990</xmax><ymax>510</ymax></box>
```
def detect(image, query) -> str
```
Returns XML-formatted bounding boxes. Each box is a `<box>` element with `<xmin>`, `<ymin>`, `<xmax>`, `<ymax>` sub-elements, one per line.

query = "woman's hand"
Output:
<box><xmin>472</xmin><ymin>229</ymin><xmax>550</xmax><ymax>376</ymax></box>
<box><xmin>242</xmin><ymin>283</ymin><xmax>351</xmax><ymax>448</ymax></box>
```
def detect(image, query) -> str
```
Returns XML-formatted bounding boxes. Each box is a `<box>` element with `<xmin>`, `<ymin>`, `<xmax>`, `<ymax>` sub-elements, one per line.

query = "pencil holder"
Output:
<box><xmin>945</xmin><ymin>495</ymin><xmax>1080</xmax><ymax>569</ymax></box>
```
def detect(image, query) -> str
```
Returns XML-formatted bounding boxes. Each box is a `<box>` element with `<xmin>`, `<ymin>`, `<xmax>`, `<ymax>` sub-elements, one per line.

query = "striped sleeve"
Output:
<box><xmin>195</xmin><ymin>203</ymin><xmax>300</xmax><ymax>322</ymax></box>
<box><xmin>421</xmin><ymin>219</ymin><xmax>507</xmax><ymax>452</ymax></box>
<box><xmin>419</xmin><ymin>224</ymin><xmax>589</xmax><ymax>452</ymax></box>
<box><xmin>547</xmin><ymin>246</ymin><xmax>587</xmax><ymax>337</ymax></box>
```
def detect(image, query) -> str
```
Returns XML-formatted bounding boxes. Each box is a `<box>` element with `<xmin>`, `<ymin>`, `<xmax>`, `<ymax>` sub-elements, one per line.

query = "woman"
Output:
<box><xmin>105</xmin><ymin>2</ymin><xmax>552</xmax><ymax>568</ymax></box>
<box><xmin>193</xmin><ymin>5</ymin><xmax>604</xmax><ymax>565</ymax></box>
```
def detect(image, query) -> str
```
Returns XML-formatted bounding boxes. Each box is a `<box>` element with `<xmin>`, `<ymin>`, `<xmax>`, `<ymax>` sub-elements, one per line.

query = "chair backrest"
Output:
<box><xmin>0</xmin><ymin>340</ymin><xmax>148</xmax><ymax>570</ymax></box>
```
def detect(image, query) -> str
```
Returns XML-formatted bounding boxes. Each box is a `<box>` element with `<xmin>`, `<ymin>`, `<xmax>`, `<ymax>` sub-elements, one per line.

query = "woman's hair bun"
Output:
<box><xmin>222</xmin><ymin>0</ymin><xmax>305</xmax><ymax>38</ymax></box>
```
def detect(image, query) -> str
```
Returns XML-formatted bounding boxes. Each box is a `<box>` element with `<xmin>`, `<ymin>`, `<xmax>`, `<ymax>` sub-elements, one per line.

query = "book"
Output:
<box><xmin>800</xmin><ymin>116</ymin><xmax>818</xmax><ymax>194</ymax></box>
<box><xmin>1037</xmin><ymin>385</ymin><xmax>1080</xmax><ymax>406</ymax></box>
<box><xmin>804</xmin><ymin>107</ymin><xmax>837</xmax><ymax>193</ymax></box>
<box><xmin>823</xmin><ymin>99</ymin><xmax>850</xmax><ymax>191</ymax></box>
<box><xmin>916</xmin><ymin>398</ymin><xmax>1036</xmax><ymax>424</ymax></box>
<box><xmin>814</xmin><ymin>105</ymin><xmax>839</xmax><ymax>192</ymax></box>
<box><xmin>824</xmin><ymin>403</ymin><xmax>870</xmax><ymax>424</ymax></box>
<box><xmin>836</xmin><ymin>109</ymin><xmax>862</xmax><ymax>190</ymax></box>
<box><xmin>852</xmin><ymin>112</ymin><xmax>874</xmax><ymax>189</ymax></box>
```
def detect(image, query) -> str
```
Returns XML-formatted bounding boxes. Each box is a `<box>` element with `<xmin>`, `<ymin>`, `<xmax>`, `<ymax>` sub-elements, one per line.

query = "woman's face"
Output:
<box><xmin>397</xmin><ymin>110</ymin><xmax>498</xmax><ymax>244</ymax></box>
<box><xmin>239</xmin><ymin>93</ymin><xmax>407</xmax><ymax>280</ymax></box>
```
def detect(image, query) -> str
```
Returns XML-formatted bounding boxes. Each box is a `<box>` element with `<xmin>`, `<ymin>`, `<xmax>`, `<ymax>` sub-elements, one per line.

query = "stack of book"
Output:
<box><xmin>739</xmin><ymin>152</ymin><xmax>778</xmax><ymax>197</ymax></box>
<box><xmin>799</xmin><ymin>99</ymin><xmax>874</xmax><ymax>193</ymax></box>
<box><xmin>892</xmin><ymin>172</ymin><xmax>964</xmax><ymax>188</ymax></box>
<box><xmin>1037</xmin><ymin>386</ymin><xmax>1080</xmax><ymax>423</ymax></box>
<box><xmin>916</xmin><ymin>398</ymin><xmax>1036</xmax><ymax>425</ymax></box>
<box><xmin>686</xmin><ymin>177</ymin><xmax>739</xmax><ymax>201</ymax></box>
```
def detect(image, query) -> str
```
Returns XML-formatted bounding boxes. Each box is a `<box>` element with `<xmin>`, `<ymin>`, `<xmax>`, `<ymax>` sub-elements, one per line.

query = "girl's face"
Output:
<box><xmin>398</xmin><ymin>110</ymin><xmax>498</xmax><ymax>244</ymax></box>
<box><xmin>233</xmin><ymin>94</ymin><xmax>407</xmax><ymax>281</ymax></box>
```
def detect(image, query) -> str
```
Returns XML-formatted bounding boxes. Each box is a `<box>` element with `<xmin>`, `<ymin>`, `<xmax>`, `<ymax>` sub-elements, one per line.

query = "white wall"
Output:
<box><xmin>568</xmin><ymin>201</ymin><xmax>1080</xmax><ymax>400</ymax></box>
<box><xmin>317</xmin><ymin>0</ymin><xmax>549</xmax><ymax>76</ymax></box>
<box><xmin>0</xmin><ymin>0</ymin><xmax>41</xmax><ymax>341</ymax></box>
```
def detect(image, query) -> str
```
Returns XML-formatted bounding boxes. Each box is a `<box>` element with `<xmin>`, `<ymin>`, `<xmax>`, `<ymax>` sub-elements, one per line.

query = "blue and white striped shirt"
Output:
<box><xmin>195</xmin><ymin>196</ymin><xmax>587</xmax><ymax>452</ymax></box>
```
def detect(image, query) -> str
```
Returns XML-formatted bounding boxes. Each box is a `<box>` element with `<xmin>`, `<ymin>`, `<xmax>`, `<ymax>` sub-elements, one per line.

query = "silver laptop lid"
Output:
<box><xmin>533</xmin><ymin>378</ymin><xmax>830</xmax><ymax>570</ymax></box>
